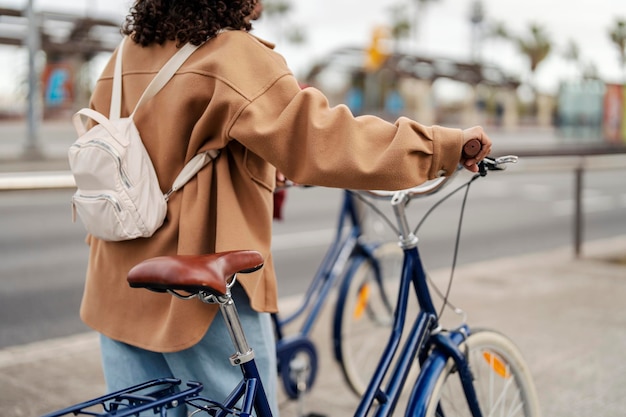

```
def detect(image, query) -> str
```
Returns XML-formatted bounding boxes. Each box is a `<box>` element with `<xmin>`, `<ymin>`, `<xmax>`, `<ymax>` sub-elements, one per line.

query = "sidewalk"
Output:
<box><xmin>1</xmin><ymin>235</ymin><xmax>625</xmax><ymax>417</ymax></box>
<box><xmin>0</xmin><ymin>119</ymin><xmax>74</xmax><ymax>172</ymax></box>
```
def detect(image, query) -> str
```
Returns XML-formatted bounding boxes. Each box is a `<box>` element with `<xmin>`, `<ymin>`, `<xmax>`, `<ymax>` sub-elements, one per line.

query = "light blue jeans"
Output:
<box><xmin>99</xmin><ymin>284</ymin><xmax>278</xmax><ymax>416</ymax></box>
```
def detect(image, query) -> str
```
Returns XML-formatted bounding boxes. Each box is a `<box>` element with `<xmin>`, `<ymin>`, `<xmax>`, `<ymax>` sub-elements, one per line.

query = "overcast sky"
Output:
<box><xmin>1</xmin><ymin>0</ymin><xmax>625</xmax><ymax>101</ymax></box>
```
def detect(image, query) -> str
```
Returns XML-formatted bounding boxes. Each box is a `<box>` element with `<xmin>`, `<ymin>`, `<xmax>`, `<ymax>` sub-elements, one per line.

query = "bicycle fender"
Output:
<box><xmin>405</xmin><ymin>331</ymin><xmax>466</xmax><ymax>416</ymax></box>
<box><xmin>406</xmin><ymin>349</ymin><xmax>448</xmax><ymax>415</ymax></box>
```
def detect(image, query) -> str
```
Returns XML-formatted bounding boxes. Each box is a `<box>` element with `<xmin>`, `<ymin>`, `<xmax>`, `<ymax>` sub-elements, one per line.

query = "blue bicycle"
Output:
<box><xmin>272</xmin><ymin>187</ymin><xmax>403</xmax><ymax>402</ymax></box>
<box><xmin>44</xmin><ymin>155</ymin><xmax>541</xmax><ymax>417</ymax></box>
<box><xmin>334</xmin><ymin>156</ymin><xmax>541</xmax><ymax>416</ymax></box>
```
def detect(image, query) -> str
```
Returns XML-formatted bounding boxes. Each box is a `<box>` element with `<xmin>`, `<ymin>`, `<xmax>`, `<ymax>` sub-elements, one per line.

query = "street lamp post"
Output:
<box><xmin>24</xmin><ymin>0</ymin><xmax>42</xmax><ymax>159</ymax></box>
<box><xmin>469</xmin><ymin>0</ymin><xmax>484</xmax><ymax>63</ymax></box>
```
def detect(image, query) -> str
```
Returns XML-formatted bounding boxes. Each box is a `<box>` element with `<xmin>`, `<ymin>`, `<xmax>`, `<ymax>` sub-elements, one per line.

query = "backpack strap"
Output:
<box><xmin>109</xmin><ymin>37</ymin><xmax>125</xmax><ymax>120</ymax></box>
<box><xmin>130</xmin><ymin>42</ymin><xmax>202</xmax><ymax>118</ymax></box>
<box><xmin>164</xmin><ymin>149</ymin><xmax>221</xmax><ymax>201</ymax></box>
<box><xmin>110</xmin><ymin>37</ymin><xmax>203</xmax><ymax>120</ymax></box>
<box><xmin>105</xmin><ymin>37</ymin><xmax>217</xmax><ymax>198</ymax></box>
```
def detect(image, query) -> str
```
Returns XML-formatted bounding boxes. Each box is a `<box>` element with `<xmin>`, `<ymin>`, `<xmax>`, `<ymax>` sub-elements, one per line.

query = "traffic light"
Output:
<box><xmin>365</xmin><ymin>26</ymin><xmax>390</xmax><ymax>71</ymax></box>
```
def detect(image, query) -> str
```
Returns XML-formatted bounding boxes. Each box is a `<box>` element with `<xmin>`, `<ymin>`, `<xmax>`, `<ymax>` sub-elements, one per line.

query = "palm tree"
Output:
<box><xmin>409</xmin><ymin>0</ymin><xmax>440</xmax><ymax>50</ymax></box>
<box><xmin>261</xmin><ymin>0</ymin><xmax>306</xmax><ymax>45</ymax></box>
<box><xmin>608</xmin><ymin>18</ymin><xmax>626</xmax><ymax>82</ymax></box>
<box><xmin>562</xmin><ymin>39</ymin><xmax>581</xmax><ymax>78</ymax></box>
<box><xmin>489</xmin><ymin>20</ymin><xmax>510</xmax><ymax>40</ymax></box>
<box><xmin>262</xmin><ymin>0</ymin><xmax>291</xmax><ymax>17</ymax></box>
<box><xmin>388</xmin><ymin>3</ymin><xmax>412</xmax><ymax>51</ymax></box>
<box><xmin>516</xmin><ymin>23</ymin><xmax>552</xmax><ymax>91</ymax></box>
<box><xmin>487</xmin><ymin>21</ymin><xmax>551</xmax><ymax>88</ymax></box>
<box><xmin>562</xmin><ymin>39</ymin><xmax>599</xmax><ymax>82</ymax></box>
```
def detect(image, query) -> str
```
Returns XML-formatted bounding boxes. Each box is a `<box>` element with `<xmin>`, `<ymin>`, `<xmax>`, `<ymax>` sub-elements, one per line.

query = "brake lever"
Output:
<box><xmin>478</xmin><ymin>159</ymin><xmax>492</xmax><ymax>176</ymax></box>
<box><xmin>478</xmin><ymin>155</ymin><xmax>518</xmax><ymax>176</ymax></box>
<box><xmin>495</xmin><ymin>155</ymin><xmax>519</xmax><ymax>165</ymax></box>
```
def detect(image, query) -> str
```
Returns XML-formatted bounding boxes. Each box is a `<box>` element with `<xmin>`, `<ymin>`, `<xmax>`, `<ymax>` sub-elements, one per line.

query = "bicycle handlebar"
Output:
<box><xmin>462</xmin><ymin>138</ymin><xmax>481</xmax><ymax>159</ymax></box>
<box><xmin>359</xmin><ymin>155</ymin><xmax>518</xmax><ymax>201</ymax></box>
<box><xmin>277</xmin><ymin>150</ymin><xmax>517</xmax><ymax>200</ymax></box>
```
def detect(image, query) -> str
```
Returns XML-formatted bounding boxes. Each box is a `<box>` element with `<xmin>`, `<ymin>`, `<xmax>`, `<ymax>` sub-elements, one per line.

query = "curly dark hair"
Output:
<box><xmin>121</xmin><ymin>0</ymin><xmax>257</xmax><ymax>47</ymax></box>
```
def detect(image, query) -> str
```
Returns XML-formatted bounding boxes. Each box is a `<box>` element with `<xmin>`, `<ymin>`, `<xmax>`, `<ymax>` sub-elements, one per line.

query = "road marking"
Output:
<box><xmin>552</xmin><ymin>195</ymin><xmax>618</xmax><ymax>216</ymax></box>
<box><xmin>521</xmin><ymin>183</ymin><xmax>554</xmax><ymax>201</ymax></box>
<box><xmin>271</xmin><ymin>228</ymin><xmax>335</xmax><ymax>251</ymax></box>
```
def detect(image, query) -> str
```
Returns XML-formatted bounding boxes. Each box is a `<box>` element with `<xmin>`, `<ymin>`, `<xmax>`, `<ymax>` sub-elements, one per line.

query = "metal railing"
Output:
<box><xmin>499</xmin><ymin>143</ymin><xmax>626</xmax><ymax>257</ymax></box>
<box><xmin>516</xmin><ymin>143</ymin><xmax>626</xmax><ymax>258</ymax></box>
<box><xmin>0</xmin><ymin>170</ymin><xmax>74</xmax><ymax>190</ymax></box>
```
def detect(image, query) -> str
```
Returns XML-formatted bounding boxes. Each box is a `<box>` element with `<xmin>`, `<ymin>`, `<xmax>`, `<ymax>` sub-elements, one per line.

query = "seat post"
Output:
<box><xmin>218</xmin><ymin>279</ymin><xmax>255</xmax><ymax>366</ymax></box>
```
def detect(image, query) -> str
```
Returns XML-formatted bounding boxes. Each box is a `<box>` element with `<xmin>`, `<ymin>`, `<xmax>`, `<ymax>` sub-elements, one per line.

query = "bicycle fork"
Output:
<box><xmin>409</xmin><ymin>329</ymin><xmax>484</xmax><ymax>417</ymax></box>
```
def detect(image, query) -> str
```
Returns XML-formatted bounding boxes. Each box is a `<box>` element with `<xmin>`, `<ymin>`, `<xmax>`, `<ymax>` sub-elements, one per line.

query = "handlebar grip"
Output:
<box><xmin>462</xmin><ymin>138</ymin><xmax>481</xmax><ymax>159</ymax></box>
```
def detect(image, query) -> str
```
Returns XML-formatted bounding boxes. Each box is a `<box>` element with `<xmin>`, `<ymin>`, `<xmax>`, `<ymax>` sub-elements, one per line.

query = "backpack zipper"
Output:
<box><xmin>72</xmin><ymin>193</ymin><xmax>123</xmax><ymax>212</ymax></box>
<box><xmin>72</xmin><ymin>193</ymin><xmax>124</xmax><ymax>224</ymax></box>
<box><xmin>71</xmin><ymin>140</ymin><xmax>133</xmax><ymax>189</ymax></box>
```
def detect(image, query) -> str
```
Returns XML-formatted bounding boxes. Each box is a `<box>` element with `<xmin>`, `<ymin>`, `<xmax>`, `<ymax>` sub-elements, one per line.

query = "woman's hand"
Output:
<box><xmin>461</xmin><ymin>126</ymin><xmax>492</xmax><ymax>173</ymax></box>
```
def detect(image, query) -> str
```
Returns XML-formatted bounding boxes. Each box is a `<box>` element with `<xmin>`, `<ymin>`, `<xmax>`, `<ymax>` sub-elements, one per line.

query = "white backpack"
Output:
<box><xmin>69</xmin><ymin>37</ymin><xmax>219</xmax><ymax>241</ymax></box>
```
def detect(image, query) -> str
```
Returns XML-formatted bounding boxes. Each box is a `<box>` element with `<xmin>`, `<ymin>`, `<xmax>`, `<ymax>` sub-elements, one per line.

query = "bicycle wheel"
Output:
<box><xmin>424</xmin><ymin>329</ymin><xmax>541</xmax><ymax>417</ymax></box>
<box><xmin>334</xmin><ymin>241</ymin><xmax>405</xmax><ymax>396</ymax></box>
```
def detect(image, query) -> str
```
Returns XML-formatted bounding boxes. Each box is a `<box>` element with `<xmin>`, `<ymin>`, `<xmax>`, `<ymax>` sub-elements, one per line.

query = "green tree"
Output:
<box><xmin>563</xmin><ymin>39</ymin><xmax>580</xmax><ymax>64</ymax></box>
<box><xmin>261</xmin><ymin>0</ymin><xmax>306</xmax><ymax>45</ymax></box>
<box><xmin>263</xmin><ymin>0</ymin><xmax>291</xmax><ymax>15</ymax></box>
<box><xmin>388</xmin><ymin>3</ymin><xmax>411</xmax><ymax>51</ymax></box>
<box><xmin>486</xmin><ymin>21</ymin><xmax>552</xmax><ymax>89</ymax></box>
<box><xmin>562</xmin><ymin>39</ymin><xmax>582</xmax><ymax>78</ymax></box>
<box><xmin>516</xmin><ymin>23</ymin><xmax>552</xmax><ymax>90</ymax></box>
<box><xmin>488</xmin><ymin>20</ymin><xmax>510</xmax><ymax>39</ymax></box>
<box><xmin>609</xmin><ymin>18</ymin><xmax>626</xmax><ymax>82</ymax></box>
<box><xmin>561</xmin><ymin>39</ymin><xmax>599</xmax><ymax>81</ymax></box>
<box><xmin>409</xmin><ymin>0</ymin><xmax>441</xmax><ymax>49</ymax></box>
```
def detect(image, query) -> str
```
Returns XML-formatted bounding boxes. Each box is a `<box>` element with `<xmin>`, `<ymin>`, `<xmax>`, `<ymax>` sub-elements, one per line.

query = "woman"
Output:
<box><xmin>79</xmin><ymin>0</ymin><xmax>492</xmax><ymax>415</ymax></box>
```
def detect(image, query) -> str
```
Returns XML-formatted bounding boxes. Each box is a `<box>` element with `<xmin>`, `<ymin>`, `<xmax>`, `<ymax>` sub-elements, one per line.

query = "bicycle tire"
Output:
<box><xmin>424</xmin><ymin>329</ymin><xmax>541</xmax><ymax>417</ymax></box>
<box><xmin>334</xmin><ymin>241</ymin><xmax>405</xmax><ymax>396</ymax></box>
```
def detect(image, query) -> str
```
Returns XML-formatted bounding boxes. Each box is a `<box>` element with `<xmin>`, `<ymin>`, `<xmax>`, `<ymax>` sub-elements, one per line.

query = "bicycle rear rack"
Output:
<box><xmin>42</xmin><ymin>378</ymin><xmax>203</xmax><ymax>417</ymax></box>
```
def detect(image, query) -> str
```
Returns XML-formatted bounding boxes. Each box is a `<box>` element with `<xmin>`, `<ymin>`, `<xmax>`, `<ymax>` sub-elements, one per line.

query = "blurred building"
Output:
<box><xmin>556</xmin><ymin>80</ymin><xmax>626</xmax><ymax>144</ymax></box>
<box><xmin>602</xmin><ymin>84</ymin><xmax>626</xmax><ymax>144</ymax></box>
<box><xmin>0</xmin><ymin>6</ymin><xmax>120</xmax><ymax>119</ymax></box>
<box><xmin>304</xmin><ymin>46</ymin><xmax>521</xmax><ymax>129</ymax></box>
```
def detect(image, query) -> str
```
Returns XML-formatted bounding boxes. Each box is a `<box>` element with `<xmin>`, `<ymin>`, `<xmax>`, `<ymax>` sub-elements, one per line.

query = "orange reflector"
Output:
<box><xmin>482</xmin><ymin>351</ymin><xmax>510</xmax><ymax>378</ymax></box>
<box><xmin>353</xmin><ymin>284</ymin><xmax>370</xmax><ymax>319</ymax></box>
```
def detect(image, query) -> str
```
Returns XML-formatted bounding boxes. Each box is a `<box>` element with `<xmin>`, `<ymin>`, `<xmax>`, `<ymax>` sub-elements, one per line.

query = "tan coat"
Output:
<box><xmin>80</xmin><ymin>31</ymin><xmax>464</xmax><ymax>352</ymax></box>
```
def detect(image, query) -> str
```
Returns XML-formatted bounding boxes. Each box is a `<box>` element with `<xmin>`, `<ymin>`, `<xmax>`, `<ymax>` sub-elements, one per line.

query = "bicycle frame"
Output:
<box><xmin>183</xmin><ymin>352</ymin><xmax>274</xmax><ymax>417</ymax></box>
<box><xmin>342</xmin><ymin>189</ymin><xmax>485</xmax><ymax>417</ymax></box>
<box><xmin>165</xmin><ymin>280</ymin><xmax>276</xmax><ymax>417</ymax></box>
<box><xmin>274</xmin><ymin>189</ymin><xmax>373</xmax><ymax>333</ymax></box>
<box><xmin>273</xmin><ymin>190</ymin><xmax>383</xmax><ymax>398</ymax></box>
<box><xmin>211</xmin><ymin>290</ymin><xmax>275</xmax><ymax>417</ymax></box>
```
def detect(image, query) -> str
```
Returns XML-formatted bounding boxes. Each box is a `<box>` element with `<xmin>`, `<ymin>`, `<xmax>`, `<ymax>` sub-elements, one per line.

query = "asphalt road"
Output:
<box><xmin>0</xmin><ymin>167</ymin><xmax>625</xmax><ymax>349</ymax></box>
